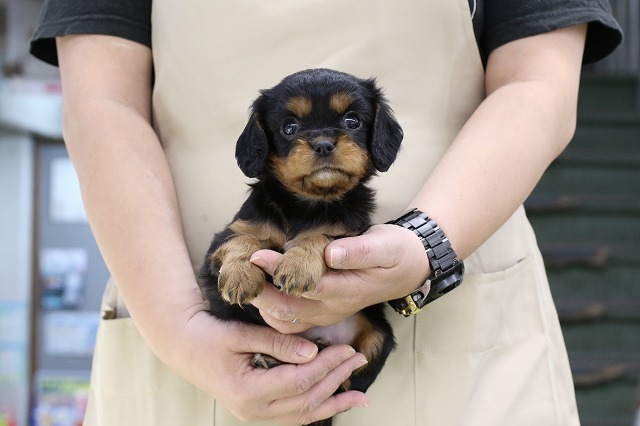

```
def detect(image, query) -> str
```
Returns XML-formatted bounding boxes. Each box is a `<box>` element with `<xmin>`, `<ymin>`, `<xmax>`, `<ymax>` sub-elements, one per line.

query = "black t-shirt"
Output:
<box><xmin>31</xmin><ymin>0</ymin><xmax>152</xmax><ymax>65</ymax></box>
<box><xmin>470</xmin><ymin>0</ymin><xmax>622</xmax><ymax>64</ymax></box>
<box><xmin>30</xmin><ymin>0</ymin><xmax>622</xmax><ymax>66</ymax></box>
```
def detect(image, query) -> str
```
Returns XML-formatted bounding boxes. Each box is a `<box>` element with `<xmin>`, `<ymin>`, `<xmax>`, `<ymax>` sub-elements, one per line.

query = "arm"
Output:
<box><xmin>252</xmin><ymin>24</ymin><xmax>587</xmax><ymax>331</ymax></box>
<box><xmin>412</xmin><ymin>24</ymin><xmax>586</xmax><ymax>257</ymax></box>
<box><xmin>57</xmin><ymin>35</ymin><xmax>193</xmax><ymax>361</ymax></box>
<box><xmin>57</xmin><ymin>34</ymin><xmax>368</xmax><ymax>424</ymax></box>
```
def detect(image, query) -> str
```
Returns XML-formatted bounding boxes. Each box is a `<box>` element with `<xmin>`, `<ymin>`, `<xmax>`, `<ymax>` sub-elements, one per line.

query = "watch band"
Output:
<box><xmin>387</xmin><ymin>209</ymin><xmax>465</xmax><ymax>316</ymax></box>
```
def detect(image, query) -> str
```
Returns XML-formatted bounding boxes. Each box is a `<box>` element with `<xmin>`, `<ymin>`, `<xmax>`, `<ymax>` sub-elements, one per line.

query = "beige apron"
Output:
<box><xmin>84</xmin><ymin>0</ymin><xmax>580</xmax><ymax>424</ymax></box>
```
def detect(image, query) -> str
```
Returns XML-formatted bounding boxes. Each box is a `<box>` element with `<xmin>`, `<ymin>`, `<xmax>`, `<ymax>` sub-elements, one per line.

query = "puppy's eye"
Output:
<box><xmin>343</xmin><ymin>112</ymin><xmax>361</xmax><ymax>130</ymax></box>
<box><xmin>282</xmin><ymin>119</ymin><xmax>300</xmax><ymax>136</ymax></box>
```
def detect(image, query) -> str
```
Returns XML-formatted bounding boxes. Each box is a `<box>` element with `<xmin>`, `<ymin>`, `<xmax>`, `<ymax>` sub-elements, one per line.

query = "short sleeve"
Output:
<box><xmin>29</xmin><ymin>0</ymin><xmax>152</xmax><ymax>66</ymax></box>
<box><xmin>480</xmin><ymin>0</ymin><xmax>623</xmax><ymax>64</ymax></box>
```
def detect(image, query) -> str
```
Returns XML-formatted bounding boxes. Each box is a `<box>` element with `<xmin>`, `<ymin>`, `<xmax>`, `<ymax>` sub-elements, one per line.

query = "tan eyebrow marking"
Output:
<box><xmin>286</xmin><ymin>96</ymin><xmax>313</xmax><ymax>118</ymax></box>
<box><xmin>330</xmin><ymin>92</ymin><xmax>354</xmax><ymax>114</ymax></box>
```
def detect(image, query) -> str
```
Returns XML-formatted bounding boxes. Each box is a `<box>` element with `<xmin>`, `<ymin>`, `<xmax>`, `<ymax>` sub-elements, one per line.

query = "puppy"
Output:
<box><xmin>199</xmin><ymin>68</ymin><xmax>403</xmax><ymax>425</ymax></box>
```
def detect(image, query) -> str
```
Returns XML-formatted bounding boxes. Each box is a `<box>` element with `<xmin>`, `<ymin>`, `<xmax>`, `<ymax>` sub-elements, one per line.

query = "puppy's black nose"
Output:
<box><xmin>313</xmin><ymin>140</ymin><xmax>335</xmax><ymax>157</ymax></box>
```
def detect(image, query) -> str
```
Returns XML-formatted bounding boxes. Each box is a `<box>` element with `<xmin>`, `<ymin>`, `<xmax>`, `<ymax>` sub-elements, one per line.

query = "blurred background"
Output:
<box><xmin>0</xmin><ymin>0</ymin><xmax>638</xmax><ymax>425</ymax></box>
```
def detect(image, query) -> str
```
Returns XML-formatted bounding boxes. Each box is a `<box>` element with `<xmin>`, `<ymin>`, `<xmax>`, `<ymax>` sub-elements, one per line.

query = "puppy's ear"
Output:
<box><xmin>370</xmin><ymin>100</ymin><xmax>403</xmax><ymax>172</ymax></box>
<box><xmin>235</xmin><ymin>112</ymin><xmax>269</xmax><ymax>178</ymax></box>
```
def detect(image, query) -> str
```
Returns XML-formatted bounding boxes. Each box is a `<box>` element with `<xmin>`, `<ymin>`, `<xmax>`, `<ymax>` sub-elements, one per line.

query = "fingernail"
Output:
<box><xmin>296</xmin><ymin>341</ymin><xmax>318</xmax><ymax>359</ymax></box>
<box><xmin>340</xmin><ymin>399</ymin><xmax>368</xmax><ymax>414</ymax></box>
<box><xmin>329</xmin><ymin>246</ymin><xmax>347</xmax><ymax>267</ymax></box>
<box><xmin>250</xmin><ymin>255</ymin><xmax>271</xmax><ymax>270</ymax></box>
<box><xmin>355</xmin><ymin>355</ymin><xmax>368</xmax><ymax>368</ymax></box>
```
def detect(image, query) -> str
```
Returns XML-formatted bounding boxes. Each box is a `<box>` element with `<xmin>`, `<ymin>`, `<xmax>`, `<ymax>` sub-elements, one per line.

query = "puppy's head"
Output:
<box><xmin>235</xmin><ymin>69</ymin><xmax>403</xmax><ymax>201</ymax></box>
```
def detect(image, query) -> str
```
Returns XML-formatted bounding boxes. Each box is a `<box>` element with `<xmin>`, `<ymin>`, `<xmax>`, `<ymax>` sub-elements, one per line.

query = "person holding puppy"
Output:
<box><xmin>31</xmin><ymin>1</ymin><xmax>621</xmax><ymax>425</ymax></box>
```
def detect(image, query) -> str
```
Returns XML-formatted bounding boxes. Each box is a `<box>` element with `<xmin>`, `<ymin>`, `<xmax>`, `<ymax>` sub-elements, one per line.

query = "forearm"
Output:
<box><xmin>68</xmin><ymin>105</ymin><xmax>202</xmax><ymax>317</ymax></box>
<box><xmin>58</xmin><ymin>35</ymin><xmax>205</xmax><ymax>363</ymax></box>
<box><xmin>413</xmin><ymin>80</ymin><xmax>575</xmax><ymax>258</ymax></box>
<box><xmin>412</xmin><ymin>25</ymin><xmax>586</xmax><ymax>260</ymax></box>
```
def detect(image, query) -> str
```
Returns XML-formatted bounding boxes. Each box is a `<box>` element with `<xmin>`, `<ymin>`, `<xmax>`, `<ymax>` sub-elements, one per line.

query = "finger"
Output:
<box><xmin>324</xmin><ymin>224</ymin><xmax>397</xmax><ymax>269</ymax></box>
<box><xmin>325</xmin><ymin>224</ymin><xmax>422</xmax><ymax>270</ymax></box>
<box><xmin>250</xmin><ymin>249</ymin><xmax>283</xmax><ymax>276</ymax></box>
<box><xmin>300</xmin><ymin>269</ymin><xmax>365</xmax><ymax>302</ymax></box>
<box><xmin>249</xmin><ymin>263</ymin><xmax>365</xmax><ymax>310</ymax></box>
<box><xmin>252</xmin><ymin>282</ymin><xmax>297</xmax><ymax>321</ymax></box>
<box><xmin>258</xmin><ymin>308</ymin><xmax>313</xmax><ymax>334</ymax></box>
<box><xmin>238</xmin><ymin>322</ymin><xmax>319</xmax><ymax>364</ymax></box>
<box><xmin>252</xmin><ymin>282</ymin><xmax>316</xmax><ymax>325</ymax></box>
<box><xmin>251</xmin><ymin>344</ymin><xmax>362</xmax><ymax>401</ymax></box>
<box><xmin>261</xmin><ymin>346</ymin><xmax>368</xmax><ymax>415</ymax></box>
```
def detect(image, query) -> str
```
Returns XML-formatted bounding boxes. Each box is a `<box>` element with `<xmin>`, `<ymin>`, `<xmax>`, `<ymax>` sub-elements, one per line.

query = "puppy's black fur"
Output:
<box><xmin>199</xmin><ymin>69</ymin><xmax>403</xmax><ymax>426</ymax></box>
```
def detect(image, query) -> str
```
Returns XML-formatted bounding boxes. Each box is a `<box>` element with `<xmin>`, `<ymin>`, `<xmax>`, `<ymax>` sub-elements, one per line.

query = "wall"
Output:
<box><xmin>0</xmin><ymin>131</ymin><xmax>34</xmax><ymax>426</ymax></box>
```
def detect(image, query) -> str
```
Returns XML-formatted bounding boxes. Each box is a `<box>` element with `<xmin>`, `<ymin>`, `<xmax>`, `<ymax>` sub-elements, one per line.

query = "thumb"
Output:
<box><xmin>243</xmin><ymin>324</ymin><xmax>319</xmax><ymax>364</ymax></box>
<box><xmin>325</xmin><ymin>224</ymin><xmax>412</xmax><ymax>270</ymax></box>
<box><xmin>250</xmin><ymin>249</ymin><xmax>282</xmax><ymax>276</ymax></box>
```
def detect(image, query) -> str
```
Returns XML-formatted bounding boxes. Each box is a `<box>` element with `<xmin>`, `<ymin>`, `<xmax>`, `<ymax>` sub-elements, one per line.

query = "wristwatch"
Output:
<box><xmin>387</xmin><ymin>208</ymin><xmax>465</xmax><ymax>316</ymax></box>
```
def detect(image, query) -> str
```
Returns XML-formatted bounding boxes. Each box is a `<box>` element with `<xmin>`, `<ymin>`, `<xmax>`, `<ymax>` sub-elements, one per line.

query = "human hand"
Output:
<box><xmin>251</xmin><ymin>224</ymin><xmax>431</xmax><ymax>334</ymax></box>
<box><xmin>170</xmin><ymin>310</ymin><xmax>368</xmax><ymax>424</ymax></box>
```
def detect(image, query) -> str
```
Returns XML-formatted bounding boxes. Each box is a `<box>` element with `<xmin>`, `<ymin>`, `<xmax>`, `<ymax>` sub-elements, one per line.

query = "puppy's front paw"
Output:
<box><xmin>273</xmin><ymin>247</ymin><xmax>326</xmax><ymax>296</ymax></box>
<box><xmin>218</xmin><ymin>259</ymin><xmax>265</xmax><ymax>305</ymax></box>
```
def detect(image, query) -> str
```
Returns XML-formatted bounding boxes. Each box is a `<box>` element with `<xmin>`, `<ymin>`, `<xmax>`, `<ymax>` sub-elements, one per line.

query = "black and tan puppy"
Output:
<box><xmin>199</xmin><ymin>68</ymin><xmax>403</xmax><ymax>424</ymax></box>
